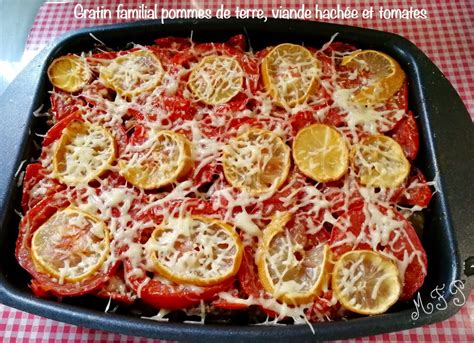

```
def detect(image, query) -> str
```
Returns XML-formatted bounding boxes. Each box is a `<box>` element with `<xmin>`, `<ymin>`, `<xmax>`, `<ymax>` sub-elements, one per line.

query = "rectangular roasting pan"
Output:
<box><xmin>0</xmin><ymin>19</ymin><xmax>472</xmax><ymax>342</ymax></box>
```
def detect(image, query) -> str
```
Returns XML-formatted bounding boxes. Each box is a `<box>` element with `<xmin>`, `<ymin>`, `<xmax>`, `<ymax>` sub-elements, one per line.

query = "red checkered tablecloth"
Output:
<box><xmin>1</xmin><ymin>0</ymin><xmax>473</xmax><ymax>341</ymax></box>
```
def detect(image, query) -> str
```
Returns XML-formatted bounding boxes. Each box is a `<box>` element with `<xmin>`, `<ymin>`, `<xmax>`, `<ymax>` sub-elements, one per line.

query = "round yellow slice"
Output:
<box><xmin>31</xmin><ymin>207</ymin><xmax>110</xmax><ymax>283</ymax></box>
<box><xmin>352</xmin><ymin>135</ymin><xmax>410</xmax><ymax>188</ymax></box>
<box><xmin>188</xmin><ymin>55</ymin><xmax>244</xmax><ymax>105</ymax></box>
<box><xmin>256</xmin><ymin>212</ymin><xmax>330</xmax><ymax>305</ymax></box>
<box><xmin>53</xmin><ymin>121</ymin><xmax>115</xmax><ymax>185</ymax></box>
<box><xmin>118</xmin><ymin>130</ymin><xmax>193</xmax><ymax>190</ymax></box>
<box><xmin>47</xmin><ymin>55</ymin><xmax>91</xmax><ymax>93</ymax></box>
<box><xmin>341</xmin><ymin>50</ymin><xmax>406</xmax><ymax>105</ymax></box>
<box><xmin>222</xmin><ymin>128</ymin><xmax>291</xmax><ymax>195</ymax></box>
<box><xmin>147</xmin><ymin>215</ymin><xmax>243</xmax><ymax>286</ymax></box>
<box><xmin>332</xmin><ymin>250</ymin><xmax>401</xmax><ymax>315</ymax></box>
<box><xmin>99</xmin><ymin>49</ymin><xmax>164</xmax><ymax>98</ymax></box>
<box><xmin>293</xmin><ymin>124</ymin><xmax>349</xmax><ymax>183</ymax></box>
<box><xmin>262</xmin><ymin>43</ymin><xmax>320</xmax><ymax>108</ymax></box>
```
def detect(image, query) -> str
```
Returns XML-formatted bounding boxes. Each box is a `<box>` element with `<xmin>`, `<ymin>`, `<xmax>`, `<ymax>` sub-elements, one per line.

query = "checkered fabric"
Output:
<box><xmin>2</xmin><ymin>0</ymin><xmax>473</xmax><ymax>341</ymax></box>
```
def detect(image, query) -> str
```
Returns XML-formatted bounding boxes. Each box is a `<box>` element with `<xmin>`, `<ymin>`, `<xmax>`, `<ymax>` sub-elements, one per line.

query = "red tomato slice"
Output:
<box><xmin>324</xmin><ymin>42</ymin><xmax>358</xmax><ymax>55</ymax></box>
<box><xmin>225</xmin><ymin>34</ymin><xmax>246</xmax><ymax>51</ymax></box>
<box><xmin>398</xmin><ymin>167</ymin><xmax>433</xmax><ymax>208</ymax></box>
<box><xmin>320</xmin><ymin>107</ymin><xmax>346</xmax><ymax>127</ymax></box>
<box><xmin>162</xmin><ymin>95</ymin><xmax>197</xmax><ymax>122</ymax></box>
<box><xmin>389</xmin><ymin>111</ymin><xmax>419</xmax><ymax>160</ymax></box>
<box><xmin>21</xmin><ymin>163</ymin><xmax>64</xmax><ymax>212</ymax></box>
<box><xmin>42</xmin><ymin>112</ymin><xmax>82</xmax><ymax>147</ymax></box>
<box><xmin>154</xmin><ymin>36</ymin><xmax>192</xmax><ymax>50</ymax></box>
<box><xmin>329</xmin><ymin>204</ymin><xmax>427</xmax><ymax>300</ymax></box>
<box><xmin>80</xmin><ymin>80</ymin><xmax>115</xmax><ymax>108</ymax></box>
<box><xmin>319</xmin><ymin>177</ymin><xmax>363</xmax><ymax>217</ymax></box>
<box><xmin>290</xmin><ymin>111</ymin><xmax>317</xmax><ymax>136</ymax></box>
<box><xmin>88</xmin><ymin>51</ymin><xmax>120</xmax><ymax>60</ymax></box>
<box><xmin>211</xmin><ymin>288</ymin><xmax>249</xmax><ymax>310</ymax></box>
<box><xmin>95</xmin><ymin>265</ymin><xmax>134</xmax><ymax>305</ymax></box>
<box><xmin>238</xmin><ymin>246</ymin><xmax>263</xmax><ymax>298</ymax></box>
<box><xmin>214</xmin><ymin>92</ymin><xmax>250</xmax><ymax>116</ymax></box>
<box><xmin>133</xmin><ymin>95</ymin><xmax>197</xmax><ymax>126</ymax></box>
<box><xmin>255</xmin><ymin>172</ymin><xmax>308</xmax><ymax>217</ymax></box>
<box><xmin>125</xmin><ymin>262</ymin><xmax>233</xmax><ymax>310</ymax></box>
<box><xmin>285</xmin><ymin>213</ymin><xmax>331</xmax><ymax>253</ymax></box>
<box><xmin>306</xmin><ymin>290</ymin><xmax>341</xmax><ymax>321</ymax></box>
<box><xmin>15</xmin><ymin>194</ymin><xmax>116</xmax><ymax>297</ymax></box>
<box><xmin>50</xmin><ymin>89</ymin><xmax>85</xmax><ymax>122</ymax></box>
<box><xmin>236</xmin><ymin>247</ymin><xmax>280</xmax><ymax>318</ymax></box>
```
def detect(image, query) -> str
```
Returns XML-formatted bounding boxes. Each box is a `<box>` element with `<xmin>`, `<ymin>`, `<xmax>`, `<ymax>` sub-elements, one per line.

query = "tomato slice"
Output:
<box><xmin>141</xmin><ymin>280</ymin><xmax>231</xmax><ymax>309</ymax></box>
<box><xmin>50</xmin><ymin>89</ymin><xmax>85</xmax><ymax>122</ymax></box>
<box><xmin>21</xmin><ymin>163</ymin><xmax>64</xmax><ymax>212</ymax></box>
<box><xmin>236</xmin><ymin>246</ymin><xmax>278</xmax><ymax>318</ymax></box>
<box><xmin>238</xmin><ymin>246</ymin><xmax>263</xmax><ymax>298</ymax></box>
<box><xmin>95</xmin><ymin>265</ymin><xmax>135</xmax><ymax>305</ymax></box>
<box><xmin>42</xmin><ymin>111</ymin><xmax>82</xmax><ymax>147</ymax></box>
<box><xmin>225</xmin><ymin>34</ymin><xmax>246</xmax><ymax>51</ymax></box>
<box><xmin>80</xmin><ymin>80</ymin><xmax>115</xmax><ymax>108</ymax></box>
<box><xmin>389</xmin><ymin>111</ymin><xmax>419</xmax><ymax>160</ymax></box>
<box><xmin>329</xmin><ymin>204</ymin><xmax>427</xmax><ymax>300</ymax></box>
<box><xmin>324</xmin><ymin>42</ymin><xmax>358</xmax><ymax>55</ymax></box>
<box><xmin>15</xmin><ymin>194</ymin><xmax>116</xmax><ymax>297</ymax></box>
<box><xmin>256</xmin><ymin>172</ymin><xmax>308</xmax><ymax>217</ymax></box>
<box><xmin>289</xmin><ymin>111</ymin><xmax>317</xmax><ymax>136</ymax></box>
<box><xmin>306</xmin><ymin>290</ymin><xmax>341</xmax><ymax>321</ymax></box>
<box><xmin>135</xmin><ymin>95</ymin><xmax>197</xmax><ymax>125</ymax></box>
<box><xmin>88</xmin><ymin>51</ymin><xmax>120</xmax><ymax>60</ymax></box>
<box><xmin>124</xmin><ymin>254</ymin><xmax>232</xmax><ymax>310</ymax></box>
<box><xmin>154</xmin><ymin>36</ymin><xmax>192</xmax><ymax>50</ymax></box>
<box><xmin>211</xmin><ymin>287</ymin><xmax>249</xmax><ymax>310</ymax></box>
<box><xmin>398</xmin><ymin>167</ymin><xmax>433</xmax><ymax>207</ymax></box>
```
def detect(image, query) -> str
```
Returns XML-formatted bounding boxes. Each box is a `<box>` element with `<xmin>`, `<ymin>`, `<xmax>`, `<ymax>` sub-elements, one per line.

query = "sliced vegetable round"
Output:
<box><xmin>341</xmin><ymin>50</ymin><xmax>406</xmax><ymax>105</ymax></box>
<box><xmin>53</xmin><ymin>120</ymin><xmax>115</xmax><ymax>185</ymax></box>
<box><xmin>31</xmin><ymin>207</ymin><xmax>110</xmax><ymax>283</ymax></box>
<box><xmin>47</xmin><ymin>55</ymin><xmax>91</xmax><ymax>93</ymax></box>
<box><xmin>99</xmin><ymin>49</ymin><xmax>164</xmax><ymax>97</ymax></box>
<box><xmin>293</xmin><ymin>124</ymin><xmax>349</xmax><ymax>183</ymax></box>
<box><xmin>262</xmin><ymin>43</ymin><xmax>319</xmax><ymax>107</ymax></box>
<box><xmin>256</xmin><ymin>212</ymin><xmax>330</xmax><ymax>305</ymax></box>
<box><xmin>352</xmin><ymin>135</ymin><xmax>410</xmax><ymax>188</ymax></box>
<box><xmin>188</xmin><ymin>55</ymin><xmax>244</xmax><ymax>105</ymax></box>
<box><xmin>223</xmin><ymin>128</ymin><xmax>291</xmax><ymax>195</ymax></box>
<box><xmin>332</xmin><ymin>250</ymin><xmax>401</xmax><ymax>315</ymax></box>
<box><xmin>118</xmin><ymin>130</ymin><xmax>193</xmax><ymax>190</ymax></box>
<box><xmin>147</xmin><ymin>215</ymin><xmax>243</xmax><ymax>286</ymax></box>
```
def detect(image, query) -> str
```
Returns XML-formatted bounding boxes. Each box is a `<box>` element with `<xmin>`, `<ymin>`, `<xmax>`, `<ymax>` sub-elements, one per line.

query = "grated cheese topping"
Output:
<box><xmin>18</xmin><ymin>35</ymin><xmax>432</xmax><ymax>327</ymax></box>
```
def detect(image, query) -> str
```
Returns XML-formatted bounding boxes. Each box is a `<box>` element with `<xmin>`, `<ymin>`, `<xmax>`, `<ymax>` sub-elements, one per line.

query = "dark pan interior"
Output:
<box><xmin>0</xmin><ymin>19</ymin><xmax>472</xmax><ymax>342</ymax></box>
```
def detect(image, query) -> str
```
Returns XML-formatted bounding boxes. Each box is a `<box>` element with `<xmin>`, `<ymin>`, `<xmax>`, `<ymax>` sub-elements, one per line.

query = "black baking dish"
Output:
<box><xmin>0</xmin><ymin>19</ymin><xmax>472</xmax><ymax>341</ymax></box>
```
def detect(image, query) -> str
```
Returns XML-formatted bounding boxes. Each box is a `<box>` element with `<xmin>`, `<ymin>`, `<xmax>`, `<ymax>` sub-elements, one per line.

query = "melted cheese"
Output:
<box><xmin>22</xmin><ymin>34</ymin><xmax>432</xmax><ymax>327</ymax></box>
<box><xmin>53</xmin><ymin>121</ymin><xmax>115</xmax><ymax>184</ymax></box>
